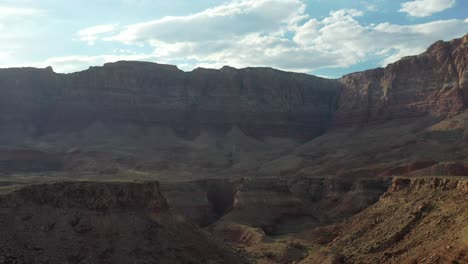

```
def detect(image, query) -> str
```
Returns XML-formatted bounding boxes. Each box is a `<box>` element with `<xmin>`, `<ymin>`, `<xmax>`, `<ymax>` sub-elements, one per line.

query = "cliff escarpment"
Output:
<box><xmin>0</xmin><ymin>36</ymin><xmax>466</xmax><ymax>148</ymax></box>
<box><xmin>0</xmin><ymin>35</ymin><xmax>466</xmax><ymax>177</ymax></box>
<box><xmin>0</xmin><ymin>182</ymin><xmax>247</xmax><ymax>264</ymax></box>
<box><xmin>333</xmin><ymin>34</ymin><xmax>468</xmax><ymax>127</ymax></box>
<box><xmin>0</xmin><ymin>63</ymin><xmax>341</xmax><ymax>141</ymax></box>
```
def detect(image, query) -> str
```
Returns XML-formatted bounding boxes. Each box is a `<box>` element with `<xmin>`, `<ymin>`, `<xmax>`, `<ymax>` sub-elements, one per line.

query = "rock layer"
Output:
<box><xmin>0</xmin><ymin>182</ymin><xmax>247</xmax><ymax>264</ymax></box>
<box><xmin>0</xmin><ymin>63</ymin><xmax>341</xmax><ymax>141</ymax></box>
<box><xmin>0</xmin><ymin>36</ymin><xmax>467</xmax><ymax>146</ymax></box>
<box><xmin>160</xmin><ymin>177</ymin><xmax>390</xmax><ymax>235</ymax></box>
<box><xmin>333</xmin><ymin>34</ymin><xmax>468</xmax><ymax>127</ymax></box>
<box><xmin>300</xmin><ymin>177</ymin><xmax>468</xmax><ymax>263</ymax></box>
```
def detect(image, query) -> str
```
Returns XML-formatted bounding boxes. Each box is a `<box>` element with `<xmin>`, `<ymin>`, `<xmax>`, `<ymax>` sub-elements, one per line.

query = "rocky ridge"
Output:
<box><xmin>299</xmin><ymin>177</ymin><xmax>468</xmax><ymax>263</ymax></box>
<box><xmin>0</xmin><ymin>182</ymin><xmax>247</xmax><ymax>264</ymax></box>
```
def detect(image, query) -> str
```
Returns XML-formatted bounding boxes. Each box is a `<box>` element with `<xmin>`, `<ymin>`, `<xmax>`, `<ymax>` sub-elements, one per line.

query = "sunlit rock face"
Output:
<box><xmin>333</xmin><ymin>35</ymin><xmax>468</xmax><ymax>127</ymax></box>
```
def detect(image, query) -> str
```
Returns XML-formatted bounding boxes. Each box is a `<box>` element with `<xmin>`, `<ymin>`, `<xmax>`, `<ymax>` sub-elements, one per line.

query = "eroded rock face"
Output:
<box><xmin>0</xmin><ymin>62</ymin><xmax>341</xmax><ymax>141</ymax></box>
<box><xmin>223</xmin><ymin>177</ymin><xmax>390</xmax><ymax>235</ymax></box>
<box><xmin>160</xmin><ymin>179</ymin><xmax>243</xmax><ymax>227</ymax></box>
<box><xmin>333</xmin><ymin>35</ymin><xmax>468</xmax><ymax>127</ymax></box>
<box><xmin>0</xmin><ymin>182</ymin><xmax>247</xmax><ymax>264</ymax></box>
<box><xmin>162</xmin><ymin>177</ymin><xmax>390</xmax><ymax>236</ymax></box>
<box><xmin>302</xmin><ymin>177</ymin><xmax>468</xmax><ymax>264</ymax></box>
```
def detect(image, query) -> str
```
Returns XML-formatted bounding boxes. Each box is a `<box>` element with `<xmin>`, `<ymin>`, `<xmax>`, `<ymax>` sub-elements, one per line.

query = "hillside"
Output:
<box><xmin>299</xmin><ymin>177</ymin><xmax>468</xmax><ymax>264</ymax></box>
<box><xmin>0</xmin><ymin>182</ymin><xmax>247</xmax><ymax>264</ymax></box>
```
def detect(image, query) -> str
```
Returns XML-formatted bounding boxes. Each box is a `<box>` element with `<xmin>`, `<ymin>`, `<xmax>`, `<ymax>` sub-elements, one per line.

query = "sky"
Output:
<box><xmin>0</xmin><ymin>0</ymin><xmax>466</xmax><ymax>78</ymax></box>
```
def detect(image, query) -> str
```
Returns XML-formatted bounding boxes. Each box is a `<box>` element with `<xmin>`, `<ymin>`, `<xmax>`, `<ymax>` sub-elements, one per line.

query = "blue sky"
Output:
<box><xmin>0</xmin><ymin>0</ymin><xmax>466</xmax><ymax>78</ymax></box>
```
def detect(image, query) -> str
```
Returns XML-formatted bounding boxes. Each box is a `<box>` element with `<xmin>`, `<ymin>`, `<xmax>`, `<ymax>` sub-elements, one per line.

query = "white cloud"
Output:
<box><xmin>399</xmin><ymin>0</ymin><xmax>456</xmax><ymax>17</ymax></box>
<box><xmin>78</xmin><ymin>24</ymin><xmax>116</xmax><ymax>45</ymax></box>
<box><xmin>107</xmin><ymin>0</ymin><xmax>307</xmax><ymax>44</ymax></box>
<box><xmin>51</xmin><ymin>0</ymin><xmax>468</xmax><ymax>75</ymax></box>
<box><xmin>294</xmin><ymin>12</ymin><xmax>468</xmax><ymax>68</ymax></box>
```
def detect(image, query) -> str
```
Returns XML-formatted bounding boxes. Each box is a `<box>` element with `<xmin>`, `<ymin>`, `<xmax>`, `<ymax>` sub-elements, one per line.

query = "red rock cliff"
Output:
<box><xmin>0</xmin><ymin>63</ymin><xmax>341</xmax><ymax>140</ymax></box>
<box><xmin>0</xmin><ymin>35</ymin><xmax>467</xmax><ymax>142</ymax></box>
<box><xmin>333</xmin><ymin>34</ymin><xmax>468</xmax><ymax>127</ymax></box>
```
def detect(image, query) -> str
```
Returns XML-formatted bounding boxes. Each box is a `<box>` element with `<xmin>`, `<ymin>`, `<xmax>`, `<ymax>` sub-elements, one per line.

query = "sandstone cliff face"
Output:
<box><xmin>2</xmin><ymin>37</ymin><xmax>466</xmax><ymax>141</ymax></box>
<box><xmin>0</xmin><ymin>62</ymin><xmax>341</xmax><ymax>140</ymax></box>
<box><xmin>333</xmin><ymin>34</ymin><xmax>468</xmax><ymax>127</ymax></box>
<box><xmin>0</xmin><ymin>36</ymin><xmax>467</xmax><ymax>144</ymax></box>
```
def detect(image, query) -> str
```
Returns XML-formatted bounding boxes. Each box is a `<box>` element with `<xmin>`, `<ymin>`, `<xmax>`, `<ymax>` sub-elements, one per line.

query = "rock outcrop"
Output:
<box><xmin>220</xmin><ymin>176</ymin><xmax>390</xmax><ymax>236</ymax></box>
<box><xmin>159</xmin><ymin>177</ymin><xmax>390</xmax><ymax>236</ymax></box>
<box><xmin>0</xmin><ymin>182</ymin><xmax>247</xmax><ymax>264</ymax></box>
<box><xmin>299</xmin><ymin>177</ymin><xmax>468</xmax><ymax>264</ymax></box>
<box><xmin>161</xmin><ymin>179</ymin><xmax>243</xmax><ymax>227</ymax></box>
<box><xmin>333</xmin><ymin>34</ymin><xmax>468</xmax><ymax>127</ymax></box>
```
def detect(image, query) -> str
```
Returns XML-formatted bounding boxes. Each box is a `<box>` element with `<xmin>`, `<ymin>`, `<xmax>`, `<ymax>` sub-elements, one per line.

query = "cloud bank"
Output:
<box><xmin>59</xmin><ymin>0</ymin><xmax>467</xmax><ymax>75</ymax></box>
<box><xmin>1</xmin><ymin>0</ymin><xmax>464</xmax><ymax>76</ymax></box>
<box><xmin>399</xmin><ymin>0</ymin><xmax>456</xmax><ymax>17</ymax></box>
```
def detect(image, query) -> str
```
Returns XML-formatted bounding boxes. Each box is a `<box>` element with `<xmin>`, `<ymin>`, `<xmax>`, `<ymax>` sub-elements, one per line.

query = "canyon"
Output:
<box><xmin>0</xmin><ymin>34</ymin><xmax>467</xmax><ymax>264</ymax></box>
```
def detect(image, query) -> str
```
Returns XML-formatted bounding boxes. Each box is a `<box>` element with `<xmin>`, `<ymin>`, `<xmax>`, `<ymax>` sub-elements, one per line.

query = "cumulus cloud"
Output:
<box><xmin>63</xmin><ymin>0</ymin><xmax>468</xmax><ymax>75</ymax></box>
<box><xmin>294</xmin><ymin>12</ymin><xmax>468</xmax><ymax>68</ymax></box>
<box><xmin>78</xmin><ymin>24</ymin><xmax>116</xmax><ymax>45</ymax></box>
<box><xmin>399</xmin><ymin>0</ymin><xmax>456</xmax><ymax>17</ymax></box>
<box><xmin>107</xmin><ymin>0</ymin><xmax>307</xmax><ymax>44</ymax></box>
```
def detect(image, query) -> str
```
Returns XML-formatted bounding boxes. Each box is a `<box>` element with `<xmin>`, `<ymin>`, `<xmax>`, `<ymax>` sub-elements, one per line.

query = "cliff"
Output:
<box><xmin>0</xmin><ymin>62</ymin><xmax>341</xmax><ymax>140</ymax></box>
<box><xmin>1</xmin><ymin>36</ymin><xmax>466</xmax><ymax>145</ymax></box>
<box><xmin>159</xmin><ymin>177</ymin><xmax>390</xmax><ymax>235</ymax></box>
<box><xmin>333</xmin><ymin>34</ymin><xmax>468</xmax><ymax>127</ymax></box>
<box><xmin>0</xmin><ymin>35</ymin><xmax>467</xmax><ymax>177</ymax></box>
<box><xmin>0</xmin><ymin>182</ymin><xmax>247</xmax><ymax>264</ymax></box>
